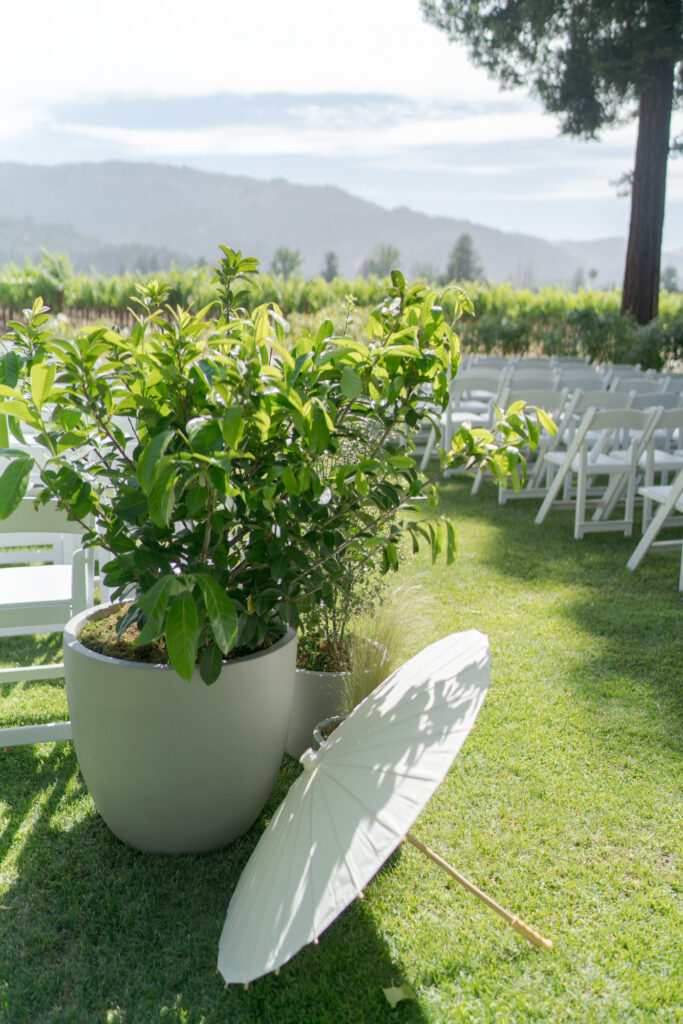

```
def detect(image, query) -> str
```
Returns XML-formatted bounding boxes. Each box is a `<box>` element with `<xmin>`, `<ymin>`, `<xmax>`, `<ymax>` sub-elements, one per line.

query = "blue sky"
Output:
<box><xmin>1</xmin><ymin>0</ymin><xmax>681</xmax><ymax>248</ymax></box>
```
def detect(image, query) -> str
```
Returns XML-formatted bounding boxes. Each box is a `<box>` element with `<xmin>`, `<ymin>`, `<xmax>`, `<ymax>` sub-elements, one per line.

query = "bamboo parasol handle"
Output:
<box><xmin>404</xmin><ymin>832</ymin><xmax>553</xmax><ymax>952</ymax></box>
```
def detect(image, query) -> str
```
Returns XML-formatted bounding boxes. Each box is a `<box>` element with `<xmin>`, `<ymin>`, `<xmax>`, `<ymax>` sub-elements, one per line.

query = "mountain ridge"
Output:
<box><xmin>0</xmin><ymin>160</ymin><xmax>668</xmax><ymax>287</ymax></box>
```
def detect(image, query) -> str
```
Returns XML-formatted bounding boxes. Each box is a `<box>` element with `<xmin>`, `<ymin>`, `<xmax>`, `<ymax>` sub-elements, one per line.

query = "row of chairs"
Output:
<box><xmin>417</xmin><ymin>365</ymin><xmax>683</xmax><ymax>590</ymax></box>
<box><xmin>419</xmin><ymin>361</ymin><xmax>683</xmax><ymax>472</ymax></box>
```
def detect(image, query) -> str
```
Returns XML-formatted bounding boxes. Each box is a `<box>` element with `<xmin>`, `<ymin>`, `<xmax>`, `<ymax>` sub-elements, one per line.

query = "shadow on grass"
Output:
<box><xmin>436</xmin><ymin>476</ymin><xmax>683</xmax><ymax>741</ymax></box>
<box><xmin>0</xmin><ymin>634</ymin><xmax>64</xmax><ymax>707</ymax></box>
<box><xmin>0</xmin><ymin>748</ymin><xmax>427</xmax><ymax>1024</ymax></box>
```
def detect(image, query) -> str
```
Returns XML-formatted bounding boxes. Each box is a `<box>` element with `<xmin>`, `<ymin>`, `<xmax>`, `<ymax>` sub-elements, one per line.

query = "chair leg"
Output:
<box><xmin>536</xmin><ymin>458</ymin><xmax>573</xmax><ymax>525</ymax></box>
<box><xmin>593</xmin><ymin>471</ymin><xmax>628</xmax><ymax>524</ymax></box>
<box><xmin>627</xmin><ymin>485</ymin><xmax>683</xmax><ymax>572</ymax></box>
<box><xmin>574</xmin><ymin>458</ymin><xmax>588</xmax><ymax>540</ymax></box>
<box><xmin>420</xmin><ymin>428</ymin><xmax>436</xmax><ymax>471</ymax></box>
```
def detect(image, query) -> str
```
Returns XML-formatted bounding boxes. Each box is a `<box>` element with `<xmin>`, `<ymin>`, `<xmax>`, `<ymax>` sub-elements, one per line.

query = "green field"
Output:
<box><xmin>1</xmin><ymin>477</ymin><xmax>681</xmax><ymax>1023</ymax></box>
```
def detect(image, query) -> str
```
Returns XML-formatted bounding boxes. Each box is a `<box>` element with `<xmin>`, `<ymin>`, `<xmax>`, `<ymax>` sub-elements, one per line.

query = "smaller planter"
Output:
<box><xmin>285</xmin><ymin>667</ymin><xmax>346</xmax><ymax>760</ymax></box>
<box><xmin>285</xmin><ymin>640</ymin><xmax>388</xmax><ymax>760</ymax></box>
<box><xmin>64</xmin><ymin>605</ymin><xmax>297</xmax><ymax>854</ymax></box>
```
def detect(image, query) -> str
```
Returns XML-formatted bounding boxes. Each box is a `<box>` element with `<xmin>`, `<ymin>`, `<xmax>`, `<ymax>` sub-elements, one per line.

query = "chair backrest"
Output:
<box><xmin>556</xmin><ymin>370</ymin><xmax>606</xmax><ymax>390</ymax></box>
<box><xmin>574</xmin><ymin>406</ymin><xmax>659</xmax><ymax>462</ymax></box>
<box><xmin>572</xmin><ymin>389</ymin><xmax>635</xmax><ymax>412</ymax></box>
<box><xmin>631</xmin><ymin>391</ymin><xmax>682</xmax><ymax>410</ymax></box>
<box><xmin>610</xmin><ymin>376</ymin><xmax>664</xmax><ymax>394</ymax></box>
<box><xmin>0</xmin><ymin>498</ymin><xmax>86</xmax><ymax>536</ymax></box>
<box><xmin>660</xmin><ymin>373</ymin><xmax>683</xmax><ymax>394</ymax></box>
<box><xmin>505</xmin><ymin>370</ymin><xmax>559</xmax><ymax>391</ymax></box>
<box><xmin>498</xmin><ymin>386</ymin><xmax>568</xmax><ymax>417</ymax></box>
<box><xmin>555</xmin><ymin>388</ymin><xmax>635</xmax><ymax>448</ymax></box>
<box><xmin>0</xmin><ymin>499</ymin><xmax>95</xmax><ymax>638</ymax></box>
<box><xmin>450</xmin><ymin>369</ymin><xmax>507</xmax><ymax>402</ymax></box>
<box><xmin>513</xmin><ymin>357</ymin><xmax>554</xmax><ymax>368</ymax></box>
<box><xmin>469</xmin><ymin>354</ymin><xmax>516</xmax><ymax>369</ymax></box>
<box><xmin>552</xmin><ymin>355</ymin><xmax>592</xmax><ymax>367</ymax></box>
<box><xmin>647</xmin><ymin>407</ymin><xmax>683</xmax><ymax>451</ymax></box>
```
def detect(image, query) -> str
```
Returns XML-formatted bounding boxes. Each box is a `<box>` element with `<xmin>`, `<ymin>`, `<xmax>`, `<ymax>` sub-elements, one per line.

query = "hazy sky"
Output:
<box><xmin>2</xmin><ymin>0</ymin><xmax>681</xmax><ymax>248</ymax></box>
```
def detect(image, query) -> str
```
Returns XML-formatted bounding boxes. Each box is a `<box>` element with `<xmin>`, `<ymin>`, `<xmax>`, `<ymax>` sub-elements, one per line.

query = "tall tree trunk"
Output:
<box><xmin>621</xmin><ymin>58</ymin><xmax>675</xmax><ymax>324</ymax></box>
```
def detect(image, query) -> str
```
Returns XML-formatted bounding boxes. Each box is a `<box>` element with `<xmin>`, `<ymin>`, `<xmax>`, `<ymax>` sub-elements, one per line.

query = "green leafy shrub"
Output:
<box><xmin>0</xmin><ymin>249</ymin><xmax>547</xmax><ymax>684</ymax></box>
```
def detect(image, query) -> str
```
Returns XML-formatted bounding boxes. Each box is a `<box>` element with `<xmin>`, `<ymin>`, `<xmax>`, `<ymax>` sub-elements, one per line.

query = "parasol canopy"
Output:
<box><xmin>217</xmin><ymin>629</ymin><xmax>492</xmax><ymax>984</ymax></box>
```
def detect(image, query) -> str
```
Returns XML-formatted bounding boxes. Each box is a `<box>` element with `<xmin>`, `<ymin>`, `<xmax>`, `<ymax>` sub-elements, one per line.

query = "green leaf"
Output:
<box><xmin>147</xmin><ymin>457</ymin><xmax>177</xmax><ymax>527</ymax></box>
<box><xmin>383</xmin><ymin>983</ymin><xmax>416</xmax><ymax>1009</ymax></box>
<box><xmin>390</xmin><ymin>269</ymin><xmax>406</xmax><ymax>291</ymax></box>
<box><xmin>165</xmin><ymin>593</ymin><xmax>200</xmax><ymax>681</ymax></box>
<box><xmin>537</xmin><ymin>407</ymin><xmax>558</xmax><ymax>436</ymax></box>
<box><xmin>135</xmin><ymin>575</ymin><xmax>182</xmax><ymax>645</ymax></box>
<box><xmin>199</xmin><ymin>642</ymin><xmax>223</xmax><ymax>684</ymax></box>
<box><xmin>137</xmin><ymin>431</ymin><xmax>174</xmax><ymax>492</ymax></box>
<box><xmin>445</xmin><ymin>519</ymin><xmax>457</xmax><ymax>565</ymax></box>
<box><xmin>281</xmin><ymin>466</ymin><xmax>300</xmax><ymax>495</ymax></box>
<box><xmin>0</xmin><ymin>351</ymin><xmax>20</xmax><ymax>388</ymax></box>
<box><xmin>309</xmin><ymin>406</ymin><xmax>330</xmax><ymax>455</ymax></box>
<box><xmin>30</xmin><ymin>362</ymin><xmax>56</xmax><ymax>409</ymax></box>
<box><xmin>385</xmin><ymin>540</ymin><xmax>399</xmax><ymax>567</ymax></box>
<box><xmin>0</xmin><ymin>457</ymin><xmax>33</xmax><ymax>518</ymax></box>
<box><xmin>354</xmin><ymin>469</ymin><xmax>369</xmax><ymax>496</ymax></box>
<box><xmin>315</xmin><ymin>318</ymin><xmax>334</xmax><ymax>344</ymax></box>
<box><xmin>0</xmin><ymin>400</ymin><xmax>41</xmax><ymax>430</ymax></box>
<box><xmin>193</xmin><ymin>575</ymin><xmax>238</xmax><ymax>655</ymax></box>
<box><xmin>340</xmin><ymin>366</ymin><xmax>363</xmax><ymax>400</ymax></box>
<box><xmin>220</xmin><ymin>408</ymin><xmax>243</xmax><ymax>448</ymax></box>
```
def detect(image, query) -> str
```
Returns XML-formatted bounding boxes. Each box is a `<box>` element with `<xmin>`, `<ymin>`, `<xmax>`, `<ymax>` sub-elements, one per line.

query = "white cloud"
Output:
<box><xmin>0</xmin><ymin>105</ymin><xmax>47</xmax><ymax>140</ymax></box>
<box><xmin>55</xmin><ymin>102</ymin><xmax>561</xmax><ymax>161</ymax></box>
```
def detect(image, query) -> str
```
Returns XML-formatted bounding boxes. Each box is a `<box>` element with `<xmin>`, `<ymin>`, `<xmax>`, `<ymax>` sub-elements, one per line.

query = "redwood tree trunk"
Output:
<box><xmin>621</xmin><ymin>58</ymin><xmax>675</xmax><ymax>324</ymax></box>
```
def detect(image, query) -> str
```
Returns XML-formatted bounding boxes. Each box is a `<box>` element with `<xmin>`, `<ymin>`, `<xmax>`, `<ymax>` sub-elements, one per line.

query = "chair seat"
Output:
<box><xmin>0</xmin><ymin>563</ymin><xmax>72</xmax><ymax>605</ymax></box>
<box><xmin>544</xmin><ymin>451</ymin><xmax>633</xmax><ymax>474</ymax></box>
<box><xmin>0</xmin><ymin>564</ymin><xmax>75</xmax><ymax>636</ymax></box>
<box><xmin>639</xmin><ymin>485</ymin><xmax>683</xmax><ymax>512</ymax></box>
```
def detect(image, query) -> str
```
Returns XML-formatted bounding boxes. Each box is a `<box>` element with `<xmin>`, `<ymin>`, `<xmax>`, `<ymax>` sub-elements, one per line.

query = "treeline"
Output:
<box><xmin>1</xmin><ymin>253</ymin><xmax>681</xmax><ymax>369</ymax></box>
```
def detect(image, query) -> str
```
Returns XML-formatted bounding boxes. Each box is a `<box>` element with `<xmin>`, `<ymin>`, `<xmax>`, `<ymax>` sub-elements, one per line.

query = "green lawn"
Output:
<box><xmin>1</xmin><ymin>478</ymin><xmax>681</xmax><ymax>1024</ymax></box>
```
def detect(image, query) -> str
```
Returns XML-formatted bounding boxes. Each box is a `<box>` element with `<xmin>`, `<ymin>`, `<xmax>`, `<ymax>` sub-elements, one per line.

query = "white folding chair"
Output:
<box><xmin>636</xmin><ymin>408</ymin><xmax>683</xmax><ymax>529</ymax></box>
<box><xmin>420</xmin><ymin>369</ymin><xmax>505</xmax><ymax>470</ymax></box>
<box><xmin>0</xmin><ymin>498</ymin><xmax>98</xmax><ymax>747</ymax></box>
<box><xmin>535</xmin><ymin>406</ymin><xmax>660</xmax><ymax>539</ymax></box>
<box><xmin>627</xmin><ymin>466</ymin><xmax>683</xmax><ymax>590</ymax></box>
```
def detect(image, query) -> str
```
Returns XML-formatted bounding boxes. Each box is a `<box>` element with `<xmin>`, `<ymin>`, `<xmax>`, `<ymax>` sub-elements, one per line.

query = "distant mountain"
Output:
<box><xmin>0</xmin><ymin>160</ymin><xmax>653</xmax><ymax>287</ymax></box>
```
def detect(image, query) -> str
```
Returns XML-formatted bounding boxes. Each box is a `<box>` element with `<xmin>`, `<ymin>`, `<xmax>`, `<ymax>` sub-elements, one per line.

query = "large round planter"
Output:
<box><xmin>284</xmin><ymin>667</ymin><xmax>346</xmax><ymax>760</ymax></box>
<box><xmin>64</xmin><ymin>605</ymin><xmax>297</xmax><ymax>854</ymax></box>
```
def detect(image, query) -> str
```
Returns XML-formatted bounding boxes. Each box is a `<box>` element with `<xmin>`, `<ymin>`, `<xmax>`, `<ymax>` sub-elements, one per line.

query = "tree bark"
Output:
<box><xmin>621</xmin><ymin>58</ymin><xmax>675</xmax><ymax>324</ymax></box>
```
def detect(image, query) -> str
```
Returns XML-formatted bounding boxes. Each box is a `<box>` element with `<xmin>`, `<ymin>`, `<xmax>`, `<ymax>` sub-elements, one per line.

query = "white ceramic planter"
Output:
<box><xmin>64</xmin><ymin>604</ymin><xmax>296</xmax><ymax>854</ymax></box>
<box><xmin>284</xmin><ymin>667</ymin><xmax>346</xmax><ymax>760</ymax></box>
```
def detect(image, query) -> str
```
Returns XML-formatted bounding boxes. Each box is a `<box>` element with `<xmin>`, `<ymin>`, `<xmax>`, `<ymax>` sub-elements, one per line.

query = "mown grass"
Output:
<box><xmin>1</xmin><ymin>478</ymin><xmax>681</xmax><ymax>1024</ymax></box>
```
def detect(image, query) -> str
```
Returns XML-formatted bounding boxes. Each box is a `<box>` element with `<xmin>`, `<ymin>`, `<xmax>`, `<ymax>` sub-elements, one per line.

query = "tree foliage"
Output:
<box><xmin>421</xmin><ymin>0</ymin><xmax>683</xmax><ymax>323</ymax></box>
<box><xmin>270</xmin><ymin>246</ymin><xmax>302</xmax><ymax>280</ymax></box>
<box><xmin>360</xmin><ymin>244</ymin><xmax>402</xmax><ymax>278</ymax></box>
<box><xmin>321</xmin><ymin>251</ymin><xmax>339</xmax><ymax>282</ymax></box>
<box><xmin>445</xmin><ymin>233</ymin><xmax>484</xmax><ymax>281</ymax></box>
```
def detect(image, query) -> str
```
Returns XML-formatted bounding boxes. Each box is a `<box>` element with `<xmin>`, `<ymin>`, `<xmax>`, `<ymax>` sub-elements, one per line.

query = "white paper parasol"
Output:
<box><xmin>217</xmin><ymin>629</ymin><xmax>494</xmax><ymax>984</ymax></box>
